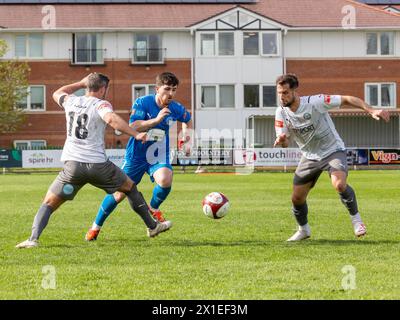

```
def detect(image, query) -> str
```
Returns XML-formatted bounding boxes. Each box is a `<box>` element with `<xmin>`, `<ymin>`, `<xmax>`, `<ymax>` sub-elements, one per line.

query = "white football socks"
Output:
<box><xmin>350</xmin><ymin>212</ymin><xmax>362</xmax><ymax>224</ymax></box>
<box><xmin>299</xmin><ymin>223</ymin><xmax>311</xmax><ymax>234</ymax></box>
<box><xmin>91</xmin><ymin>223</ymin><xmax>101</xmax><ymax>231</ymax></box>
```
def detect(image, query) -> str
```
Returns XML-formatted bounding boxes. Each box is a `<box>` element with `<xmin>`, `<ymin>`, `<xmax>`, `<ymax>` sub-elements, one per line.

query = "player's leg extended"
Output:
<box><xmin>28</xmin><ymin>191</ymin><xmax>65</xmax><ymax>243</ymax></box>
<box><xmin>330</xmin><ymin>170</ymin><xmax>366</xmax><ymax>237</ymax></box>
<box><xmin>149</xmin><ymin>165</ymin><xmax>173</xmax><ymax>222</ymax></box>
<box><xmin>86</xmin><ymin>161</ymin><xmax>146</xmax><ymax>240</ymax></box>
<box><xmin>92</xmin><ymin>192</ymin><xmax>125</xmax><ymax>230</ymax></box>
<box><xmin>87</xmin><ymin>160</ymin><xmax>171</xmax><ymax>239</ymax></box>
<box><xmin>16</xmin><ymin>168</ymin><xmax>82</xmax><ymax>248</ymax></box>
<box><xmin>119</xmin><ymin>177</ymin><xmax>172</xmax><ymax>238</ymax></box>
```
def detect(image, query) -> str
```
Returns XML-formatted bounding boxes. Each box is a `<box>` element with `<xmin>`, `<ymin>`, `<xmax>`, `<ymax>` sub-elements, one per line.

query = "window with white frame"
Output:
<box><xmin>200</xmin><ymin>34</ymin><xmax>216</xmax><ymax>56</ymax></box>
<box><xmin>244</xmin><ymin>85</ymin><xmax>277</xmax><ymax>108</ymax></box>
<box><xmin>366</xmin><ymin>32</ymin><xmax>394</xmax><ymax>56</ymax></box>
<box><xmin>132</xmin><ymin>84</ymin><xmax>156</xmax><ymax>103</ymax></box>
<box><xmin>243</xmin><ymin>32</ymin><xmax>259</xmax><ymax>55</ymax></box>
<box><xmin>262</xmin><ymin>85</ymin><xmax>277</xmax><ymax>107</ymax></box>
<box><xmin>15</xmin><ymin>34</ymin><xmax>43</xmax><ymax>58</ymax></box>
<box><xmin>132</xmin><ymin>33</ymin><xmax>163</xmax><ymax>63</ymax></box>
<box><xmin>17</xmin><ymin>86</ymin><xmax>45</xmax><ymax>111</ymax></box>
<box><xmin>73</xmin><ymin>33</ymin><xmax>103</xmax><ymax>64</ymax></box>
<box><xmin>365</xmin><ymin>83</ymin><xmax>396</xmax><ymax>108</ymax></box>
<box><xmin>200</xmin><ymin>32</ymin><xmax>235</xmax><ymax>56</ymax></box>
<box><xmin>199</xmin><ymin>85</ymin><xmax>235</xmax><ymax>108</ymax></box>
<box><xmin>261</xmin><ymin>32</ymin><xmax>278</xmax><ymax>56</ymax></box>
<box><xmin>244</xmin><ymin>85</ymin><xmax>259</xmax><ymax>107</ymax></box>
<box><xmin>220</xmin><ymin>85</ymin><xmax>235</xmax><ymax>108</ymax></box>
<box><xmin>14</xmin><ymin>140</ymin><xmax>46</xmax><ymax>150</ymax></box>
<box><xmin>201</xmin><ymin>86</ymin><xmax>217</xmax><ymax>108</ymax></box>
<box><xmin>218</xmin><ymin>32</ymin><xmax>234</xmax><ymax>56</ymax></box>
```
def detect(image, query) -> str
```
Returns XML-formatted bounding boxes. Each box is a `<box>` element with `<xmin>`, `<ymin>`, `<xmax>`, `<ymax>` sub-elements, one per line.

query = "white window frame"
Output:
<box><xmin>13</xmin><ymin>140</ymin><xmax>47</xmax><ymax>150</ymax></box>
<box><xmin>132</xmin><ymin>33</ymin><xmax>164</xmax><ymax>64</ymax></box>
<box><xmin>242</xmin><ymin>31</ymin><xmax>259</xmax><ymax>56</ymax></box>
<box><xmin>365</xmin><ymin>32</ymin><xmax>395</xmax><ymax>57</ymax></box>
<box><xmin>132</xmin><ymin>84</ymin><xmax>156</xmax><ymax>104</ymax></box>
<box><xmin>14</xmin><ymin>33</ymin><xmax>43</xmax><ymax>59</ymax></box>
<box><xmin>243</xmin><ymin>84</ymin><xmax>277</xmax><ymax>109</ymax></box>
<box><xmin>198</xmin><ymin>31</ymin><xmax>235</xmax><ymax>57</ymax></box>
<box><xmin>19</xmin><ymin>85</ymin><xmax>46</xmax><ymax>112</ymax></box>
<box><xmin>218</xmin><ymin>32</ymin><xmax>235</xmax><ymax>56</ymax></box>
<box><xmin>365</xmin><ymin>82</ymin><xmax>396</xmax><ymax>108</ymax></box>
<box><xmin>73</xmin><ymin>33</ymin><xmax>104</xmax><ymax>65</ymax></box>
<box><xmin>197</xmin><ymin>84</ymin><xmax>236</xmax><ymax>109</ymax></box>
<box><xmin>243</xmin><ymin>84</ymin><xmax>260</xmax><ymax>108</ymax></box>
<box><xmin>260</xmin><ymin>32</ymin><xmax>280</xmax><ymax>57</ymax></box>
<box><xmin>261</xmin><ymin>84</ymin><xmax>278</xmax><ymax>108</ymax></box>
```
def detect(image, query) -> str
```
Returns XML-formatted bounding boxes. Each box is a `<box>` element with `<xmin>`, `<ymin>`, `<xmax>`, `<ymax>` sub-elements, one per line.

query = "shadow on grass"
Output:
<box><xmin>145</xmin><ymin>238</ymin><xmax>399</xmax><ymax>247</ymax></box>
<box><xmin>294</xmin><ymin>238</ymin><xmax>399</xmax><ymax>246</ymax></box>
<box><xmin>35</xmin><ymin>238</ymin><xmax>399</xmax><ymax>249</ymax></box>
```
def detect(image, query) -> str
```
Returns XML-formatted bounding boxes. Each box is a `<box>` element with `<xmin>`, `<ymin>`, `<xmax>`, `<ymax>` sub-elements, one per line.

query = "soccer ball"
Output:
<box><xmin>202</xmin><ymin>192</ymin><xmax>230</xmax><ymax>219</ymax></box>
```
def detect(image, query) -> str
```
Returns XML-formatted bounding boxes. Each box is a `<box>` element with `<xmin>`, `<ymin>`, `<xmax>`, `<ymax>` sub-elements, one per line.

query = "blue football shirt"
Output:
<box><xmin>124</xmin><ymin>94</ymin><xmax>191</xmax><ymax>164</ymax></box>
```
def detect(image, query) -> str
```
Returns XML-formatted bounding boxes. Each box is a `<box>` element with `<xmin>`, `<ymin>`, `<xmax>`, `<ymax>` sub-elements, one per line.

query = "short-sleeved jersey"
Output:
<box><xmin>60</xmin><ymin>95</ymin><xmax>113</xmax><ymax>163</ymax></box>
<box><xmin>125</xmin><ymin>94</ymin><xmax>191</xmax><ymax>164</ymax></box>
<box><xmin>275</xmin><ymin>94</ymin><xmax>345</xmax><ymax>160</ymax></box>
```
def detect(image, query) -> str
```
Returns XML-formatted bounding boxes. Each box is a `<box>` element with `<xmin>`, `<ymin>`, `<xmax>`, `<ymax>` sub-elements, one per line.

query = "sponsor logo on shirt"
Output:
<box><xmin>294</xmin><ymin>124</ymin><xmax>315</xmax><ymax>135</ymax></box>
<box><xmin>132</xmin><ymin>109</ymin><xmax>145</xmax><ymax>118</ymax></box>
<box><xmin>275</xmin><ymin>120</ymin><xmax>284</xmax><ymax>128</ymax></box>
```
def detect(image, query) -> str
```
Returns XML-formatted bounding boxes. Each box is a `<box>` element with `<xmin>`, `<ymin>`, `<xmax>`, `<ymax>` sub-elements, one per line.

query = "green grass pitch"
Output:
<box><xmin>1</xmin><ymin>170</ymin><xmax>399</xmax><ymax>299</ymax></box>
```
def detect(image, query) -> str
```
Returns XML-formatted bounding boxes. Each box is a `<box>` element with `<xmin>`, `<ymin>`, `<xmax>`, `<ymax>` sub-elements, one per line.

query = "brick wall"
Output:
<box><xmin>286</xmin><ymin>59</ymin><xmax>400</xmax><ymax>105</ymax></box>
<box><xmin>0</xmin><ymin>59</ymin><xmax>192</xmax><ymax>148</ymax></box>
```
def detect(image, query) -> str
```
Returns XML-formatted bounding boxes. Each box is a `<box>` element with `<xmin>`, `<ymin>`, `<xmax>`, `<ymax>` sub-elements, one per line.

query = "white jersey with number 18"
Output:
<box><xmin>275</xmin><ymin>94</ymin><xmax>346</xmax><ymax>161</ymax></box>
<box><xmin>60</xmin><ymin>95</ymin><xmax>113</xmax><ymax>163</ymax></box>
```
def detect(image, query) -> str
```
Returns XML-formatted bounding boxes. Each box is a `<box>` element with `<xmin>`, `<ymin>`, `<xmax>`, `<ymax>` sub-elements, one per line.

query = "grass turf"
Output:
<box><xmin>1</xmin><ymin>170</ymin><xmax>399</xmax><ymax>299</ymax></box>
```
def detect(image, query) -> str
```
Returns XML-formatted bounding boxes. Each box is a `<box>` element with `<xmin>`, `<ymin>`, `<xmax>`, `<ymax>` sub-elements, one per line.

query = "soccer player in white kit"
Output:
<box><xmin>16</xmin><ymin>73</ymin><xmax>172</xmax><ymax>248</ymax></box>
<box><xmin>274</xmin><ymin>74</ymin><xmax>390</xmax><ymax>241</ymax></box>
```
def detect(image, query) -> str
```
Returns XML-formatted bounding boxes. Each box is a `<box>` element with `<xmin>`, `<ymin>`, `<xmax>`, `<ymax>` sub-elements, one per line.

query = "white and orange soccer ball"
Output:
<box><xmin>202</xmin><ymin>192</ymin><xmax>230</xmax><ymax>219</ymax></box>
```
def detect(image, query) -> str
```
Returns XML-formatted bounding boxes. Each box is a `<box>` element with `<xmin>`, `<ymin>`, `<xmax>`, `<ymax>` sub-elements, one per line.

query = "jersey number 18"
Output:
<box><xmin>68</xmin><ymin>112</ymin><xmax>89</xmax><ymax>140</ymax></box>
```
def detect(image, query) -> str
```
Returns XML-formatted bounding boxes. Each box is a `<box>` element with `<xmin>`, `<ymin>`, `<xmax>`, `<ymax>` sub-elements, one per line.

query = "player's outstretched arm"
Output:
<box><xmin>104</xmin><ymin>112</ymin><xmax>147</xmax><ymax>142</ymax></box>
<box><xmin>52</xmin><ymin>74</ymin><xmax>90</xmax><ymax>106</ymax></box>
<box><xmin>341</xmin><ymin>96</ymin><xmax>390</xmax><ymax>122</ymax></box>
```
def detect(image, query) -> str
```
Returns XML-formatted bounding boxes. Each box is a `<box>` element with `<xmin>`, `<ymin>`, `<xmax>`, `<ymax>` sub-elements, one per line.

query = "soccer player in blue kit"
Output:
<box><xmin>85</xmin><ymin>72</ymin><xmax>192</xmax><ymax>241</ymax></box>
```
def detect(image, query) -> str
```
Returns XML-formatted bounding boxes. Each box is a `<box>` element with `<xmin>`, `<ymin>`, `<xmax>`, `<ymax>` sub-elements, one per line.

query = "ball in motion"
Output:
<box><xmin>202</xmin><ymin>192</ymin><xmax>230</xmax><ymax>219</ymax></box>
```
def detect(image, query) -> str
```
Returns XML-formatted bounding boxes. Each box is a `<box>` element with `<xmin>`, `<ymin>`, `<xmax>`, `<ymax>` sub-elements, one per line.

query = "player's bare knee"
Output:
<box><xmin>43</xmin><ymin>192</ymin><xmax>63</xmax><ymax>210</ymax></box>
<box><xmin>335</xmin><ymin>182</ymin><xmax>347</xmax><ymax>193</ymax></box>
<box><xmin>156</xmin><ymin>175</ymin><xmax>172</xmax><ymax>188</ymax></box>
<box><xmin>113</xmin><ymin>192</ymin><xmax>126</xmax><ymax>203</ymax></box>
<box><xmin>119</xmin><ymin>178</ymin><xmax>134</xmax><ymax>194</ymax></box>
<box><xmin>291</xmin><ymin>195</ymin><xmax>306</xmax><ymax>205</ymax></box>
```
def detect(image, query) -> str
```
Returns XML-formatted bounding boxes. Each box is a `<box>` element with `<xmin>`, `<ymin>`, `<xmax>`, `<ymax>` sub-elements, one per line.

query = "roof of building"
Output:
<box><xmin>356</xmin><ymin>0</ymin><xmax>400</xmax><ymax>4</ymax></box>
<box><xmin>0</xmin><ymin>0</ymin><xmax>399</xmax><ymax>29</ymax></box>
<box><xmin>0</xmin><ymin>0</ymin><xmax>256</xmax><ymax>3</ymax></box>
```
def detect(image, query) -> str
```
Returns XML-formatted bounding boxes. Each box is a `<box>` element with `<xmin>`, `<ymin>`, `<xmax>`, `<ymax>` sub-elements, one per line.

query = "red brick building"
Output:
<box><xmin>0</xmin><ymin>0</ymin><xmax>399</xmax><ymax>149</ymax></box>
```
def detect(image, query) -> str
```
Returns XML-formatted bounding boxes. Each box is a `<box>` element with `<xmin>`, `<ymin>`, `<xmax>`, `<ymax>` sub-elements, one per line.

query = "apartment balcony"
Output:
<box><xmin>129</xmin><ymin>48</ymin><xmax>166</xmax><ymax>65</ymax></box>
<box><xmin>69</xmin><ymin>49</ymin><xmax>106</xmax><ymax>65</ymax></box>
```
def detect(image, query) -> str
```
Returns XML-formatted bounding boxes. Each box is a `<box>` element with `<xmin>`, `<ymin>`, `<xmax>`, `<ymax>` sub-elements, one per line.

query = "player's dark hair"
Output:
<box><xmin>87</xmin><ymin>73</ymin><xmax>110</xmax><ymax>92</ymax></box>
<box><xmin>156</xmin><ymin>72</ymin><xmax>179</xmax><ymax>87</ymax></box>
<box><xmin>276</xmin><ymin>74</ymin><xmax>299</xmax><ymax>89</ymax></box>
